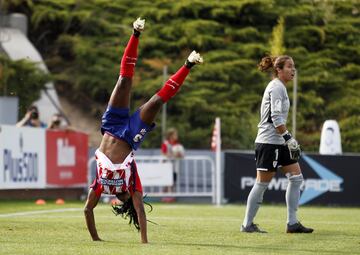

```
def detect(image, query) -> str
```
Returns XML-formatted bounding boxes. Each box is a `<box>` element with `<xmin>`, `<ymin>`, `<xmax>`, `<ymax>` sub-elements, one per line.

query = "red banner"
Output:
<box><xmin>46</xmin><ymin>130</ymin><xmax>88</xmax><ymax>186</ymax></box>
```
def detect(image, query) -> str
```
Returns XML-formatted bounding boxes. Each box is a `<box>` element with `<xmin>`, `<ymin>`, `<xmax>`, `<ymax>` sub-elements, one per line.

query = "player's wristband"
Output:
<box><xmin>281</xmin><ymin>130</ymin><xmax>292</xmax><ymax>142</ymax></box>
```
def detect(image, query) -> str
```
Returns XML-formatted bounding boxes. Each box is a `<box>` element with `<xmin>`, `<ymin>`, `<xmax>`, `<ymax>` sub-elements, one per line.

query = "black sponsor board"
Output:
<box><xmin>224</xmin><ymin>151</ymin><xmax>360</xmax><ymax>205</ymax></box>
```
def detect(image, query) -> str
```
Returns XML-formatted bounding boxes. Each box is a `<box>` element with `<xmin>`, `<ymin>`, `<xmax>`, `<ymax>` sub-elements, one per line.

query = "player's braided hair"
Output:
<box><xmin>112</xmin><ymin>195</ymin><xmax>154</xmax><ymax>231</ymax></box>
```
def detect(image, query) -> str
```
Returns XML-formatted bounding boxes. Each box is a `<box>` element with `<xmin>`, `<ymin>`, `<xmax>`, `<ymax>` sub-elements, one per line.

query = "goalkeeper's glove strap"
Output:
<box><xmin>281</xmin><ymin>130</ymin><xmax>292</xmax><ymax>142</ymax></box>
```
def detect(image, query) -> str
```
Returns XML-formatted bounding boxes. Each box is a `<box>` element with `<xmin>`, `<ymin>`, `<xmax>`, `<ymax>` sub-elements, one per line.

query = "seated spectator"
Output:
<box><xmin>16</xmin><ymin>105</ymin><xmax>47</xmax><ymax>128</ymax></box>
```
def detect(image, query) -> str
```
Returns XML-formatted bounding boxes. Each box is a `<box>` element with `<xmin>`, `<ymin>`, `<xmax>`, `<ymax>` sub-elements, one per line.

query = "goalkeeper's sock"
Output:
<box><xmin>285</xmin><ymin>174</ymin><xmax>303</xmax><ymax>225</ymax></box>
<box><xmin>120</xmin><ymin>34</ymin><xmax>139</xmax><ymax>78</ymax></box>
<box><xmin>242</xmin><ymin>181</ymin><xmax>269</xmax><ymax>228</ymax></box>
<box><xmin>156</xmin><ymin>65</ymin><xmax>190</xmax><ymax>102</ymax></box>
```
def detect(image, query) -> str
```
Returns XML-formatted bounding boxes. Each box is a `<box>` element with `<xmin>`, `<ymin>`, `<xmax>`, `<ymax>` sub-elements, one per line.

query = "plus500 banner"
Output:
<box><xmin>224</xmin><ymin>151</ymin><xmax>360</xmax><ymax>206</ymax></box>
<box><xmin>0</xmin><ymin>125</ymin><xmax>88</xmax><ymax>189</ymax></box>
<box><xmin>0</xmin><ymin>125</ymin><xmax>46</xmax><ymax>189</ymax></box>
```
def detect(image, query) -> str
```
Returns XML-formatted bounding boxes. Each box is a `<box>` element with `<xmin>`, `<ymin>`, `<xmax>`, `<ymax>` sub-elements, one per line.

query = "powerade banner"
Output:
<box><xmin>224</xmin><ymin>151</ymin><xmax>360</xmax><ymax>205</ymax></box>
<box><xmin>0</xmin><ymin>125</ymin><xmax>46</xmax><ymax>189</ymax></box>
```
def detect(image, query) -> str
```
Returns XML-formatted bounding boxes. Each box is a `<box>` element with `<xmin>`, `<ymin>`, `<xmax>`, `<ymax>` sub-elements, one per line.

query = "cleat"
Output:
<box><xmin>133</xmin><ymin>17</ymin><xmax>145</xmax><ymax>32</ymax></box>
<box><xmin>286</xmin><ymin>222</ymin><xmax>314</xmax><ymax>233</ymax></box>
<box><xmin>187</xmin><ymin>50</ymin><xmax>203</xmax><ymax>65</ymax></box>
<box><xmin>241</xmin><ymin>223</ymin><xmax>267</xmax><ymax>233</ymax></box>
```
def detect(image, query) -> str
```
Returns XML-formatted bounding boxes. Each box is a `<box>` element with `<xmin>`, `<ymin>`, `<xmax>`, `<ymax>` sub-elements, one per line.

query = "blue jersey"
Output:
<box><xmin>101</xmin><ymin>106</ymin><xmax>155</xmax><ymax>150</ymax></box>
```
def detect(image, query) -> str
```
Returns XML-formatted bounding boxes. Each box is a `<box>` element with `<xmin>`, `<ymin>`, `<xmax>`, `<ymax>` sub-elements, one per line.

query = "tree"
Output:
<box><xmin>3</xmin><ymin>0</ymin><xmax>360</xmax><ymax>152</ymax></box>
<box><xmin>0</xmin><ymin>55</ymin><xmax>50</xmax><ymax>116</ymax></box>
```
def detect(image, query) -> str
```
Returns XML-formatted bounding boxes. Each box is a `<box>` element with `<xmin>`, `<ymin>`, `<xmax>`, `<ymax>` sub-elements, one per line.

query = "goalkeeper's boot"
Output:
<box><xmin>287</xmin><ymin>222</ymin><xmax>314</xmax><ymax>233</ymax></box>
<box><xmin>241</xmin><ymin>223</ymin><xmax>267</xmax><ymax>233</ymax></box>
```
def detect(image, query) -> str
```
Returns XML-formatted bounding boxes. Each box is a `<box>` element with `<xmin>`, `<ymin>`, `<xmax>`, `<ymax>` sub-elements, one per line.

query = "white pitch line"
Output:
<box><xmin>0</xmin><ymin>208</ymin><xmax>82</xmax><ymax>218</ymax></box>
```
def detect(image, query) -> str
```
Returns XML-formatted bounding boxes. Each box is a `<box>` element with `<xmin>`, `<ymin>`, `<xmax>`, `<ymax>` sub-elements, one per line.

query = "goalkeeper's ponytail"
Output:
<box><xmin>258</xmin><ymin>55</ymin><xmax>292</xmax><ymax>77</ymax></box>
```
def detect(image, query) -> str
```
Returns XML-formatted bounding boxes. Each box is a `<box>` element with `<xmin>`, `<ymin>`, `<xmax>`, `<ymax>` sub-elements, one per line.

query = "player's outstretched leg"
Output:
<box><xmin>108</xmin><ymin>18</ymin><xmax>145</xmax><ymax>109</ymax></box>
<box><xmin>139</xmin><ymin>50</ymin><xmax>203</xmax><ymax>125</ymax></box>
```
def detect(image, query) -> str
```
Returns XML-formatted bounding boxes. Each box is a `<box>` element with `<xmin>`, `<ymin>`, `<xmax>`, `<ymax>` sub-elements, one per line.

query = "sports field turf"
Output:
<box><xmin>0</xmin><ymin>201</ymin><xmax>359</xmax><ymax>255</ymax></box>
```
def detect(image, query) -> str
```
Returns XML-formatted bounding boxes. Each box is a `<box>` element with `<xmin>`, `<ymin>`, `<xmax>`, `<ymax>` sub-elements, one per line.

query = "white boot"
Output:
<box><xmin>133</xmin><ymin>17</ymin><xmax>145</xmax><ymax>32</ymax></box>
<box><xmin>187</xmin><ymin>50</ymin><xmax>203</xmax><ymax>65</ymax></box>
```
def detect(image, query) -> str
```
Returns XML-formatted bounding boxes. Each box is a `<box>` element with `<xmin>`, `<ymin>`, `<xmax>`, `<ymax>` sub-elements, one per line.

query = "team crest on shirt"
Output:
<box><xmin>274</xmin><ymin>99</ymin><xmax>282</xmax><ymax>112</ymax></box>
<box><xmin>133</xmin><ymin>129</ymin><xmax>147</xmax><ymax>142</ymax></box>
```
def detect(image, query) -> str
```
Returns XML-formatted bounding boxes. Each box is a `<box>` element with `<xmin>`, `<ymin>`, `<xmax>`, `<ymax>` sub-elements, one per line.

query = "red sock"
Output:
<box><xmin>157</xmin><ymin>66</ymin><xmax>190</xmax><ymax>102</ymax></box>
<box><xmin>120</xmin><ymin>34</ymin><xmax>139</xmax><ymax>78</ymax></box>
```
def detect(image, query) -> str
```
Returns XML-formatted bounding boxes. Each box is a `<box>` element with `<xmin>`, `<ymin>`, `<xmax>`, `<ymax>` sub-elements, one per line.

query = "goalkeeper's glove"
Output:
<box><xmin>281</xmin><ymin>130</ymin><xmax>301</xmax><ymax>161</ymax></box>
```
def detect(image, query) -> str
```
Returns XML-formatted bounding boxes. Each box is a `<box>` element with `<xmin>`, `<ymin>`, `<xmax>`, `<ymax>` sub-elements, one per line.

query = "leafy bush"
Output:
<box><xmin>0</xmin><ymin>55</ymin><xmax>50</xmax><ymax>116</ymax></box>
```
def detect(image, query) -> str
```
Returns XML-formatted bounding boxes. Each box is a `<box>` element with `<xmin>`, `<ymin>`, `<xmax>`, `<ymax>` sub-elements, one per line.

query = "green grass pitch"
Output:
<box><xmin>0</xmin><ymin>201</ymin><xmax>359</xmax><ymax>255</ymax></box>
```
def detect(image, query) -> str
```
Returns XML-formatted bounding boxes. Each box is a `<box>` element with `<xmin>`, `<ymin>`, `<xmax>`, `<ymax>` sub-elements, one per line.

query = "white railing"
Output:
<box><xmin>136</xmin><ymin>156</ymin><xmax>215</xmax><ymax>203</ymax></box>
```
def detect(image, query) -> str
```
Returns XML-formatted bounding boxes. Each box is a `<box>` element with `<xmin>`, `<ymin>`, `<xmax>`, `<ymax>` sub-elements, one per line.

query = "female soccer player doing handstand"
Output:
<box><xmin>84</xmin><ymin>18</ymin><xmax>203</xmax><ymax>243</ymax></box>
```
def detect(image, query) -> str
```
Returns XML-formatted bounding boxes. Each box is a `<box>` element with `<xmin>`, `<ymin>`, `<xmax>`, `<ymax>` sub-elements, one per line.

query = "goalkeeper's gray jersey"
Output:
<box><xmin>255</xmin><ymin>78</ymin><xmax>290</xmax><ymax>145</ymax></box>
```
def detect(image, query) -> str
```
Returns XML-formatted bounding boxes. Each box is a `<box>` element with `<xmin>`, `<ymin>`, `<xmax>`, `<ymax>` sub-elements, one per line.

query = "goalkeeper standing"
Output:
<box><xmin>241</xmin><ymin>55</ymin><xmax>313</xmax><ymax>234</ymax></box>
